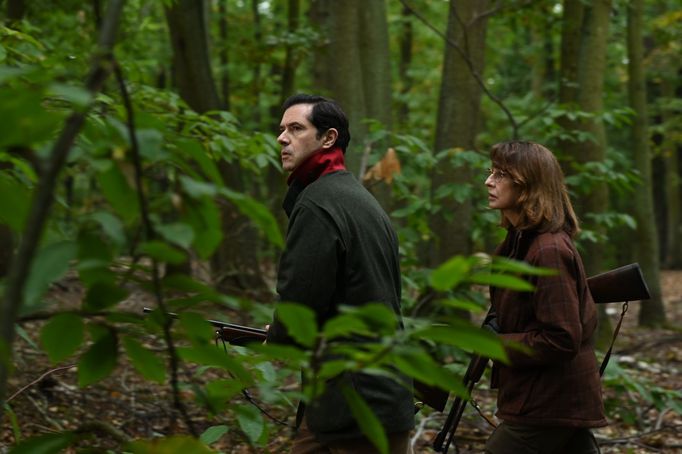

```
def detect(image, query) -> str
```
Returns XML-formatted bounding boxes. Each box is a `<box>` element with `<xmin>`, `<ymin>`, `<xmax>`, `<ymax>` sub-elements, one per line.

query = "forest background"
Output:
<box><xmin>0</xmin><ymin>0</ymin><xmax>680</xmax><ymax>453</ymax></box>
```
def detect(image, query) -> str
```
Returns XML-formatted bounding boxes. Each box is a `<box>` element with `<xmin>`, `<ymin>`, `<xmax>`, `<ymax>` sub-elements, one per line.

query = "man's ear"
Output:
<box><xmin>321</xmin><ymin>128</ymin><xmax>338</xmax><ymax>149</ymax></box>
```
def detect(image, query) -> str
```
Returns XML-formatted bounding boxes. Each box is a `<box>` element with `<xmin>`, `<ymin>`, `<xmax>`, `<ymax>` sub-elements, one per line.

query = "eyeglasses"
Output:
<box><xmin>487</xmin><ymin>167</ymin><xmax>510</xmax><ymax>182</ymax></box>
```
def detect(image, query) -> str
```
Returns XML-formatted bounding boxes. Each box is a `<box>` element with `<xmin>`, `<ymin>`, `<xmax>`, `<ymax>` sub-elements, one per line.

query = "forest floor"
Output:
<box><xmin>1</xmin><ymin>270</ymin><xmax>681</xmax><ymax>453</ymax></box>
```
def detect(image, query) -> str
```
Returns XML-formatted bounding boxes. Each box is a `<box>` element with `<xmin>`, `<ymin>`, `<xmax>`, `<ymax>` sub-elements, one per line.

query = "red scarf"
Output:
<box><xmin>287</xmin><ymin>146</ymin><xmax>346</xmax><ymax>186</ymax></box>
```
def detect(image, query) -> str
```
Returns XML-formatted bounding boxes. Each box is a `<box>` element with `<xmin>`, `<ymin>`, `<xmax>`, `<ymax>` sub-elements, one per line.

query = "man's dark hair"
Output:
<box><xmin>282</xmin><ymin>93</ymin><xmax>351</xmax><ymax>152</ymax></box>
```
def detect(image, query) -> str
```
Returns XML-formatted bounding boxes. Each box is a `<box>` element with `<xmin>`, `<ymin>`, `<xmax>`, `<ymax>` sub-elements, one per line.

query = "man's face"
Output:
<box><xmin>277</xmin><ymin>103</ymin><xmax>326</xmax><ymax>173</ymax></box>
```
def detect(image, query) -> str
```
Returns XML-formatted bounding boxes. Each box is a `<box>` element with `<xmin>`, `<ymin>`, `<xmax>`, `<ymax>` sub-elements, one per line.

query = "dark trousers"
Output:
<box><xmin>485</xmin><ymin>422</ymin><xmax>600</xmax><ymax>454</ymax></box>
<box><xmin>291</xmin><ymin>418</ymin><xmax>413</xmax><ymax>454</ymax></box>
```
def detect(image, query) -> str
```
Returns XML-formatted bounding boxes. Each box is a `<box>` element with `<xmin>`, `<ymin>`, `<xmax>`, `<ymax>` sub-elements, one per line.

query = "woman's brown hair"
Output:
<box><xmin>490</xmin><ymin>141</ymin><xmax>580</xmax><ymax>237</ymax></box>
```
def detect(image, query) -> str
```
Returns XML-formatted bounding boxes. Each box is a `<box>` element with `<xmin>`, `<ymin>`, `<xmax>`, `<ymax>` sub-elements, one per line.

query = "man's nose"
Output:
<box><xmin>277</xmin><ymin>131</ymin><xmax>288</xmax><ymax>144</ymax></box>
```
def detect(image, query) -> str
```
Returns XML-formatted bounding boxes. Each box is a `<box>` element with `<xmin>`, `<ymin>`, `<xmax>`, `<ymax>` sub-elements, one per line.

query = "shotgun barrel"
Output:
<box><xmin>142</xmin><ymin>307</ymin><xmax>267</xmax><ymax>346</ymax></box>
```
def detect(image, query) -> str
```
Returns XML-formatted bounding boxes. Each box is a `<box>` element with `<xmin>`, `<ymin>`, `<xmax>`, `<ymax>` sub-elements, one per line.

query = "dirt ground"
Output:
<box><xmin>1</xmin><ymin>271</ymin><xmax>681</xmax><ymax>453</ymax></box>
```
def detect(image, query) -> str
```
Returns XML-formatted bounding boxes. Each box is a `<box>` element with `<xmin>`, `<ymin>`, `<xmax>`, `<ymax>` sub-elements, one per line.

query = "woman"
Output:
<box><xmin>484</xmin><ymin>141</ymin><xmax>607</xmax><ymax>454</ymax></box>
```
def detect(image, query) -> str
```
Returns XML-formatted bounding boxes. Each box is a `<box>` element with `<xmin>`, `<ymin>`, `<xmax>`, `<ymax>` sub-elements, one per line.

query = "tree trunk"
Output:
<box><xmin>7</xmin><ymin>0</ymin><xmax>26</xmax><ymax>21</ymax></box>
<box><xmin>279</xmin><ymin>0</ymin><xmax>299</xmax><ymax>105</ymax></box>
<box><xmin>310</xmin><ymin>0</ymin><xmax>392</xmax><ymax>176</ymax></box>
<box><xmin>165</xmin><ymin>0</ymin><xmax>223</xmax><ymax>113</ymax></box>
<box><xmin>397</xmin><ymin>4</ymin><xmax>413</xmax><ymax>128</ymax></box>
<box><xmin>218</xmin><ymin>0</ymin><xmax>230</xmax><ymax>110</ymax></box>
<box><xmin>662</xmin><ymin>77</ymin><xmax>682</xmax><ymax>268</ymax></box>
<box><xmin>627</xmin><ymin>0</ymin><xmax>665</xmax><ymax>326</ymax></box>
<box><xmin>250</xmin><ymin>0</ymin><xmax>263</xmax><ymax>129</ymax></box>
<box><xmin>575</xmin><ymin>0</ymin><xmax>611</xmax><ymax>277</ymax></box>
<box><xmin>428</xmin><ymin>0</ymin><xmax>489</xmax><ymax>266</ymax></box>
<box><xmin>165</xmin><ymin>0</ymin><xmax>265</xmax><ymax>294</ymax></box>
<box><xmin>310</xmin><ymin>0</ymin><xmax>365</xmax><ymax>171</ymax></box>
<box><xmin>556</xmin><ymin>0</ymin><xmax>584</xmax><ymax>168</ymax></box>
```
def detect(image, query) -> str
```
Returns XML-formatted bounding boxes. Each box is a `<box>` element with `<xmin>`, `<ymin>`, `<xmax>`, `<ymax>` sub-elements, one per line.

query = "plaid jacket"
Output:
<box><xmin>490</xmin><ymin>229</ymin><xmax>608</xmax><ymax>428</ymax></box>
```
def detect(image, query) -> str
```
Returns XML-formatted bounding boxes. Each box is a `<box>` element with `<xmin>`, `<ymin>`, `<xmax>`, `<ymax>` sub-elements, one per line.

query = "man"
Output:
<box><xmin>266</xmin><ymin>94</ymin><xmax>415</xmax><ymax>453</ymax></box>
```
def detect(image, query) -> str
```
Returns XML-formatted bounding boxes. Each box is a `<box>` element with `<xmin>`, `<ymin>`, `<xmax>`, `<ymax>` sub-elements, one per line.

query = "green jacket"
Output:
<box><xmin>268</xmin><ymin>171</ymin><xmax>414</xmax><ymax>442</ymax></box>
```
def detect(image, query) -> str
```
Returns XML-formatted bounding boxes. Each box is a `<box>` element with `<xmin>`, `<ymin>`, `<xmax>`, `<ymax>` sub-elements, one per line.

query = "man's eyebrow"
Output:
<box><xmin>280</xmin><ymin>121</ymin><xmax>304</xmax><ymax>129</ymax></box>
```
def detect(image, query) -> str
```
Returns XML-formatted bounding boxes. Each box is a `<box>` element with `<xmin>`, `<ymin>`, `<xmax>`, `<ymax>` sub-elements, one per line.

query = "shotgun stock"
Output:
<box><xmin>587</xmin><ymin>262</ymin><xmax>651</xmax><ymax>304</ymax></box>
<box><xmin>432</xmin><ymin>262</ymin><xmax>651</xmax><ymax>453</ymax></box>
<box><xmin>142</xmin><ymin>307</ymin><xmax>267</xmax><ymax>346</ymax></box>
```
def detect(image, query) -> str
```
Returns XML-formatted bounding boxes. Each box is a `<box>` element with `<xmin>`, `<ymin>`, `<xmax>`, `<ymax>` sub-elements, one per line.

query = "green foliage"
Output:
<box><xmin>341</xmin><ymin>385</ymin><xmax>388</xmax><ymax>454</ymax></box>
<box><xmin>603</xmin><ymin>360</ymin><xmax>682</xmax><ymax>425</ymax></box>
<box><xmin>8</xmin><ymin>432</ymin><xmax>76</xmax><ymax>454</ymax></box>
<box><xmin>128</xmin><ymin>435</ymin><xmax>215</xmax><ymax>454</ymax></box>
<box><xmin>40</xmin><ymin>313</ymin><xmax>84</xmax><ymax>363</ymax></box>
<box><xmin>199</xmin><ymin>425</ymin><xmax>228</xmax><ymax>446</ymax></box>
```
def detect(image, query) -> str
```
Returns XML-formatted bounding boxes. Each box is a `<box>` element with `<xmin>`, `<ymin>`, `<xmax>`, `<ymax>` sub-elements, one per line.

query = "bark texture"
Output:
<box><xmin>627</xmin><ymin>0</ymin><xmax>665</xmax><ymax>326</ymax></box>
<box><xmin>429</xmin><ymin>0</ymin><xmax>489</xmax><ymax>265</ymax></box>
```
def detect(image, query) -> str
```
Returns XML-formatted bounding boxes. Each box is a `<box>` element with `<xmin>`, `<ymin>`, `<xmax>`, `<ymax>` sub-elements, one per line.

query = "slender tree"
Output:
<box><xmin>397</xmin><ymin>3</ymin><xmax>413</xmax><ymax>128</ymax></box>
<box><xmin>279</xmin><ymin>0</ymin><xmax>299</xmax><ymax>106</ymax></box>
<box><xmin>574</xmin><ymin>0</ymin><xmax>612</xmax><ymax>277</ymax></box>
<box><xmin>662</xmin><ymin>76</ymin><xmax>682</xmax><ymax>267</ymax></box>
<box><xmin>165</xmin><ymin>0</ymin><xmax>223</xmax><ymax>113</ymax></box>
<box><xmin>165</xmin><ymin>0</ymin><xmax>265</xmax><ymax>293</ymax></box>
<box><xmin>627</xmin><ymin>0</ymin><xmax>665</xmax><ymax>326</ymax></box>
<box><xmin>309</xmin><ymin>0</ymin><xmax>392</xmax><ymax>173</ymax></box>
<box><xmin>429</xmin><ymin>0</ymin><xmax>490</xmax><ymax>265</ymax></box>
<box><xmin>218</xmin><ymin>0</ymin><xmax>230</xmax><ymax>110</ymax></box>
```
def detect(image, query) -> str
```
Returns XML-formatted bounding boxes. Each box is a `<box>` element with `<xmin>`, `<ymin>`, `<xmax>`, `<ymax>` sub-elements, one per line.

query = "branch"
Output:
<box><xmin>399</xmin><ymin>0</ymin><xmax>520</xmax><ymax>138</ymax></box>
<box><xmin>112</xmin><ymin>62</ymin><xmax>197</xmax><ymax>437</ymax></box>
<box><xmin>0</xmin><ymin>0</ymin><xmax>125</xmax><ymax>411</ymax></box>
<box><xmin>6</xmin><ymin>364</ymin><xmax>76</xmax><ymax>403</ymax></box>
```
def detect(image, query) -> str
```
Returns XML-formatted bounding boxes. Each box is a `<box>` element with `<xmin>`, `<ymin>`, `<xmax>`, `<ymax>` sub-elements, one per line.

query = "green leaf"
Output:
<box><xmin>88</xmin><ymin>211</ymin><xmax>126</xmax><ymax>247</ymax></box>
<box><xmin>220</xmin><ymin>187</ymin><xmax>283</xmax><ymax>248</ymax></box>
<box><xmin>0</xmin><ymin>173</ymin><xmax>30</xmax><ymax>232</ymax></box>
<box><xmin>122</xmin><ymin>336</ymin><xmax>165</xmax><ymax>383</ymax></box>
<box><xmin>9</xmin><ymin>432</ymin><xmax>76</xmax><ymax>454</ymax></box>
<box><xmin>127</xmin><ymin>435</ymin><xmax>214</xmax><ymax>454</ymax></box>
<box><xmin>47</xmin><ymin>83</ymin><xmax>92</xmax><ymax>109</ymax></box>
<box><xmin>430</xmin><ymin>256</ymin><xmax>471</xmax><ymax>291</ymax></box>
<box><xmin>235</xmin><ymin>404</ymin><xmax>264</xmax><ymax>445</ymax></box>
<box><xmin>468</xmin><ymin>272</ymin><xmax>535</xmax><ymax>291</ymax></box>
<box><xmin>0</xmin><ymin>88</ymin><xmax>63</xmax><ymax>148</ymax></box>
<box><xmin>23</xmin><ymin>241</ymin><xmax>78</xmax><ymax>311</ymax></box>
<box><xmin>182</xmin><ymin>198</ymin><xmax>222</xmax><ymax>259</ymax></box>
<box><xmin>273</xmin><ymin>303</ymin><xmax>318</xmax><ymax>347</ymax></box>
<box><xmin>390</xmin><ymin>348</ymin><xmax>467</xmax><ymax>397</ymax></box>
<box><xmin>154</xmin><ymin>222</ymin><xmax>195</xmax><ymax>249</ymax></box>
<box><xmin>200</xmin><ymin>425</ymin><xmax>229</xmax><ymax>445</ymax></box>
<box><xmin>136</xmin><ymin>129</ymin><xmax>165</xmax><ymax>162</ymax></box>
<box><xmin>340</xmin><ymin>385</ymin><xmax>388</xmax><ymax>454</ymax></box>
<box><xmin>248</xmin><ymin>343</ymin><xmax>309</xmax><ymax>364</ymax></box>
<box><xmin>439</xmin><ymin>298</ymin><xmax>487</xmax><ymax>312</ymax></box>
<box><xmin>204</xmin><ymin>379</ymin><xmax>244</xmax><ymax>413</ymax></box>
<box><xmin>138</xmin><ymin>240</ymin><xmax>187</xmax><ymax>264</ymax></box>
<box><xmin>339</xmin><ymin>303</ymin><xmax>398</xmax><ymax>335</ymax></box>
<box><xmin>84</xmin><ymin>281</ymin><xmax>129</xmax><ymax>311</ymax></box>
<box><xmin>491</xmin><ymin>257</ymin><xmax>558</xmax><ymax>276</ymax></box>
<box><xmin>78</xmin><ymin>329</ymin><xmax>118</xmax><ymax>387</ymax></box>
<box><xmin>97</xmin><ymin>163</ymin><xmax>139</xmax><ymax>222</ymax></box>
<box><xmin>40</xmin><ymin>314</ymin><xmax>84</xmax><ymax>363</ymax></box>
<box><xmin>179</xmin><ymin>175</ymin><xmax>218</xmax><ymax>198</ymax></box>
<box><xmin>177</xmin><ymin>138</ymin><xmax>223</xmax><ymax>185</ymax></box>
<box><xmin>177</xmin><ymin>345</ymin><xmax>251</xmax><ymax>384</ymax></box>
<box><xmin>178</xmin><ymin>312</ymin><xmax>214</xmax><ymax>343</ymax></box>
<box><xmin>415</xmin><ymin>324</ymin><xmax>507</xmax><ymax>361</ymax></box>
<box><xmin>323</xmin><ymin>315</ymin><xmax>370</xmax><ymax>339</ymax></box>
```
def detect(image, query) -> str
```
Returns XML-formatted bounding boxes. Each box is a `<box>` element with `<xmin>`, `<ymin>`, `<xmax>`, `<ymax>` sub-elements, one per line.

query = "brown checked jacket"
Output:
<box><xmin>490</xmin><ymin>228</ymin><xmax>608</xmax><ymax>428</ymax></box>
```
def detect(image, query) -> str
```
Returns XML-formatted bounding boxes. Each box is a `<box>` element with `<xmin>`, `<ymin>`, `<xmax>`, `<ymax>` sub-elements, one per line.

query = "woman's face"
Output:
<box><xmin>485</xmin><ymin>167</ymin><xmax>521</xmax><ymax>225</ymax></box>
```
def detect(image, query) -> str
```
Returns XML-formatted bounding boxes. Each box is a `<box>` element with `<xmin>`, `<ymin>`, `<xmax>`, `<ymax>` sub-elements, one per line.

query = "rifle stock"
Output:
<box><xmin>432</xmin><ymin>262</ymin><xmax>650</xmax><ymax>453</ymax></box>
<box><xmin>142</xmin><ymin>307</ymin><xmax>267</xmax><ymax>346</ymax></box>
<box><xmin>587</xmin><ymin>262</ymin><xmax>651</xmax><ymax>304</ymax></box>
